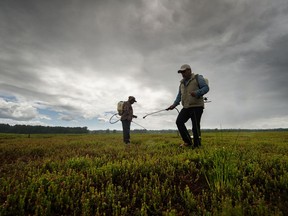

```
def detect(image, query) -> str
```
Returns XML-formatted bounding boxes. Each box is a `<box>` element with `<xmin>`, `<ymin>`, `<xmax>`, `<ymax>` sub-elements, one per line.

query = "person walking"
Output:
<box><xmin>121</xmin><ymin>96</ymin><xmax>137</xmax><ymax>144</ymax></box>
<box><xmin>167</xmin><ymin>64</ymin><xmax>209</xmax><ymax>148</ymax></box>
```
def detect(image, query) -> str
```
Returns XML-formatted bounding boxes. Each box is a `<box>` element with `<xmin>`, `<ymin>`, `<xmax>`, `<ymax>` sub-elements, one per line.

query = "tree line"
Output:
<box><xmin>0</xmin><ymin>124</ymin><xmax>88</xmax><ymax>134</ymax></box>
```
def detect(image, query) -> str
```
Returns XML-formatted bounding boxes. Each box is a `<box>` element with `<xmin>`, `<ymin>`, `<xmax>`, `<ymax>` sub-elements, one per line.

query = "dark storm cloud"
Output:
<box><xmin>244</xmin><ymin>34</ymin><xmax>288</xmax><ymax>115</ymax></box>
<box><xmin>0</xmin><ymin>0</ymin><xmax>147</xmax><ymax>75</ymax></box>
<box><xmin>0</xmin><ymin>0</ymin><xmax>288</xmax><ymax>129</ymax></box>
<box><xmin>249</xmin><ymin>34</ymin><xmax>288</xmax><ymax>81</ymax></box>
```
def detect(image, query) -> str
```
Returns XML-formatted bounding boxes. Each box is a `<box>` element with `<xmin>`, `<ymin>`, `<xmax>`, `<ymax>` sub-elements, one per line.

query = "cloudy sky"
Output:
<box><xmin>1</xmin><ymin>0</ymin><xmax>288</xmax><ymax>131</ymax></box>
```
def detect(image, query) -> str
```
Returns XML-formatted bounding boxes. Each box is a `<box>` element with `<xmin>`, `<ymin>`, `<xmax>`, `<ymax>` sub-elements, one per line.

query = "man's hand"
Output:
<box><xmin>166</xmin><ymin>105</ymin><xmax>176</xmax><ymax>110</ymax></box>
<box><xmin>190</xmin><ymin>91</ymin><xmax>196</xmax><ymax>97</ymax></box>
<box><xmin>133</xmin><ymin>115</ymin><xmax>137</xmax><ymax>118</ymax></box>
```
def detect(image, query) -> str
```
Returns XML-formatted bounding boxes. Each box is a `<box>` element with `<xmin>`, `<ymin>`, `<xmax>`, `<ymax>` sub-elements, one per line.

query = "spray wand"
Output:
<box><xmin>143</xmin><ymin>107</ymin><xmax>179</xmax><ymax>119</ymax></box>
<box><xmin>143</xmin><ymin>109</ymin><xmax>168</xmax><ymax>119</ymax></box>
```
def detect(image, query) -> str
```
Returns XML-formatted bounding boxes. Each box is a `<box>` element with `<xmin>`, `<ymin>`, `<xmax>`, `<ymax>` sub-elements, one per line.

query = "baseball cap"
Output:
<box><xmin>178</xmin><ymin>64</ymin><xmax>191</xmax><ymax>73</ymax></box>
<box><xmin>128</xmin><ymin>96</ymin><xmax>137</xmax><ymax>102</ymax></box>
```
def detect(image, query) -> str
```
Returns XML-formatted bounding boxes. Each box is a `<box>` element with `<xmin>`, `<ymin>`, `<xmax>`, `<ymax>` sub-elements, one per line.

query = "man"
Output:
<box><xmin>121</xmin><ymin>96</ymin><xmax>137</xmax><ymax>144</ymax></box>
<box><xmin>167</xmin><ymin>64</ymin><xmax>209</xmax><ymax>148</ymax></box>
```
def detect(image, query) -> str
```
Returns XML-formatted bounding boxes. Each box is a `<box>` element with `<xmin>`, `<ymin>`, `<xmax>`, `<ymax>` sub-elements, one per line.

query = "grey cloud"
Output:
<box><xmin>255</xmin><ymin>34</ymin><xmax>288</xmax><ymax>72</ymax></box>
<box><xmin>0</xmin><ymin>98</ymin><xmax>38</xmax><ymax>121</ymax></box>
<box><xmin>244</xmin><ymin>34</ymin><xmax>288</xmax><ymax>96</ymax></box>
<box><xmin>1</xmin><ymin>59</ymin><xmax>43</xmax><ymax>87</ymax></box>
<box><xmin>0</xmin><ymin>0</ymin><xmax>288</xmax><ymax>129</ymax></box>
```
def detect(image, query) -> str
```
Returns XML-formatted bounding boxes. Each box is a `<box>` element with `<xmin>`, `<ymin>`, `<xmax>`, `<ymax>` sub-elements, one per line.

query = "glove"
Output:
<box><xmin>133</xmin><ymin>115</ymin><xmax>137</xmax><ymax>118</ymax></box>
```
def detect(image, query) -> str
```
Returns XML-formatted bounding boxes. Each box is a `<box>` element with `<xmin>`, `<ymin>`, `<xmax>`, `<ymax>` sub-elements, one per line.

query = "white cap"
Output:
<box><xmin>178</xmin><ymin>64</ymin><xmax>191</xmax><ymax>73</ymax></box>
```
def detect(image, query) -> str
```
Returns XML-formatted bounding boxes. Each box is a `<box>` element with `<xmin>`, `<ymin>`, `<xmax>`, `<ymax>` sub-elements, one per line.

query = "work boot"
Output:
<box><xmin>193</xmin><ymin>137</ymin><xmax>201</xmax><ymax>148</ymax></box>
<box><xmin>180</xmin><ymin>142</ymin><xmax>192</xmax><ymax>148</ymax></box>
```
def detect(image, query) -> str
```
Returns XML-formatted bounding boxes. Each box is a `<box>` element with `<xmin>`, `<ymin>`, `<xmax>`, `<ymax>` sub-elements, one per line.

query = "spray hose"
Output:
<box><xmin>109</xmin><ymin>113</ymin><xmax>147</xmax><ymax>130</ymax></box>
<box><xmin>109</xmin><ymin>108</ymin><xmax>179</xmax><ymax>130</ymax></box>
<box><xmin>109</xmin><ymin>113</ymin><xmax>121</xmax><ymax>124</ymax></box>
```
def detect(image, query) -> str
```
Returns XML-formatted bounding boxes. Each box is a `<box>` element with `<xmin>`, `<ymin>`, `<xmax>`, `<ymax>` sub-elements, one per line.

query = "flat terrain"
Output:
<box><xmin>1</xmin><ymin>131</ymin><xmax>288</xmax><ymax>215</ymax></box>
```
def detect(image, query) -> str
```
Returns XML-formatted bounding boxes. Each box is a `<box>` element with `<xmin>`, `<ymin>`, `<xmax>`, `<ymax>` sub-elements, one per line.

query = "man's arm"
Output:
<box><xmin>196</xmin><ymin>75</ymin><xmax>209</xmax><ymax>97</ymax></box>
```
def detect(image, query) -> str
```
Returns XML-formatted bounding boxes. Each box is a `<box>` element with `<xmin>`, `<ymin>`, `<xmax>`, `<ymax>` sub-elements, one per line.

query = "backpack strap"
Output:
<box><xmin>195</xmin><ymin>74</ymin><xmax>200</xmax><ymax>89</ymax></box>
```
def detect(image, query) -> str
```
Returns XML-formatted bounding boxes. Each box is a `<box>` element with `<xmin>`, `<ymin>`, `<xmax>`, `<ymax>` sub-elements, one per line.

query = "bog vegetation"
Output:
<box><xmin>1</xmin><ymin>131</ymin><xmax>288</xmax><ymax>215</ymax></box>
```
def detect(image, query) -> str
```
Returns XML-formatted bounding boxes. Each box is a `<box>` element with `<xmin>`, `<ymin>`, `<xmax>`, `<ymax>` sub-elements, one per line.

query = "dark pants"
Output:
<box><xmin>176</xmin><ymin>107</ymin><xmax>203</xmax><ymax>147</ymax></box>
<box><xmin>121</xmin><ymin>120</ymin><xmax>131</xmax><ymax>144</ymax></box>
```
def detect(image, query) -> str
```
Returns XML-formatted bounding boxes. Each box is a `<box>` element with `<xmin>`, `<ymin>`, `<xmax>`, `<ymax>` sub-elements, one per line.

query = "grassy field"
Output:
<box><xmin>1</xmin><ymin>131</ymin><xmax>288</xmax><ymax>215</ymax></box>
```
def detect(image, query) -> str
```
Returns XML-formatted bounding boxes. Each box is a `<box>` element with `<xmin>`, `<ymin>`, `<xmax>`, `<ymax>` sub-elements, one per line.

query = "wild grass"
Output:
<box><xmin>0</xmin><ymin>131</ymin><xmax>288</xmax><ymax>215</ymax></box>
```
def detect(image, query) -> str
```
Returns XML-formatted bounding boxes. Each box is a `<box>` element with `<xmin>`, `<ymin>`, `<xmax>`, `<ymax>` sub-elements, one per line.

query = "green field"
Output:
<box><xmin>1</xmin><ymin>131</ymin><xmax>288</xmax><ymax>215</ymax></box>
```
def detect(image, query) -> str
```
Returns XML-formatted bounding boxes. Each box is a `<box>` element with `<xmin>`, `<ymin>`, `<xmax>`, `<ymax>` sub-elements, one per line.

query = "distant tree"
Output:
<box><xmin>0</xmin><ymin>124</ymin><xmax>89</xmax><ymax>134</ymax></box>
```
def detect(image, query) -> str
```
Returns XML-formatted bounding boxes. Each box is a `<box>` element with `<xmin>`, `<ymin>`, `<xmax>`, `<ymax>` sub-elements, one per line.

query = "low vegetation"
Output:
<box><xmin>1</xmin><ymin>131</ymin><xmax>288</xmax><ymax>215</ymax></box>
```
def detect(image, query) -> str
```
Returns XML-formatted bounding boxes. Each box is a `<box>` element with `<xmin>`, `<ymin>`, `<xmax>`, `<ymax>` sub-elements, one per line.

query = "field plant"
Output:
<box><xmin>1</xmin><ymin>131</ymin><xmax>288</xmax><ymax>215</ymax></box>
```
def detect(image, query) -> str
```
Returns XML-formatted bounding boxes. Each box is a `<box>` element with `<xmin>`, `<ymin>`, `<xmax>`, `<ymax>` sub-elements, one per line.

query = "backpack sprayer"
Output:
<box><xmin>109</xmin><ymin>101</ymin><xmax>147</xmax><ymax>129</ymax></box>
